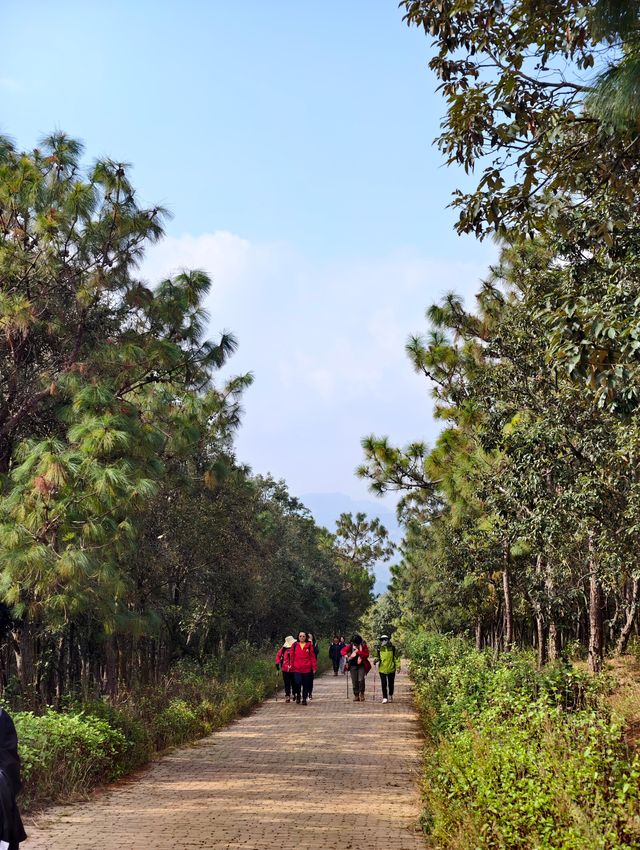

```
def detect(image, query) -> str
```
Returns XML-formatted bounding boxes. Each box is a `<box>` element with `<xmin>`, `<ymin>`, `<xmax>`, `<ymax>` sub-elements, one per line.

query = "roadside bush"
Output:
<box><xmin>16</xmin><ymin>710</ymin><xmax>129</xmax><ymax>807</ymax></box>
<box><xmin>407</xmin><ymin>632</ymin><xmax>640</xmax><ymax>850</ymax></box>
<box><xmin>15</xmin><ymin>643</ymin><xmax>283</xmax><ymax>811</ymax></box>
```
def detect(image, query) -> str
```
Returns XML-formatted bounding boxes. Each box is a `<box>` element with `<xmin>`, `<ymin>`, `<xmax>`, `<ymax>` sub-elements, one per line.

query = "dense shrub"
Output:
<box><xmin>407</xmin><ymin>633</ymin><xmax>640</xmax><ymax>850</ymax></box>
<box><xmin>16</xmin><ymin>711</ymin><xmax>130</xmax><ymax>807</ymax></box>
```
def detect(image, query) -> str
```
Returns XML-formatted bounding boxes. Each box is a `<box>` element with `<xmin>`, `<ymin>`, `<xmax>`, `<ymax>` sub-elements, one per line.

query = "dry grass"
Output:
<box><xmin>605</xmin><ymin>653</ymin><xmax>640</xmax><ymax>749</ymax></box>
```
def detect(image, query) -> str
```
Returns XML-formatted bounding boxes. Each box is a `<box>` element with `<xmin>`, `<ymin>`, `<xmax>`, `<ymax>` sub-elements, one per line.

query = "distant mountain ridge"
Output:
<box><xmin>300</xmin><ymin>491</ymin><xmax>401</xmax><ymax>594</ymax></box>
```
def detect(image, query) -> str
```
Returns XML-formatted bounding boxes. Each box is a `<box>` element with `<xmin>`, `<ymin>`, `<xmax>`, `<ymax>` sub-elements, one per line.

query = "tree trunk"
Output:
<box><xmin>535</xmin><ymin>614</ymin><xmax>546</xmax><ymax>668</ymax></box>
<box><xmin>12</xmin><ymin>620</ymin><xmax>36</xmax><ymax>706</ymax></box>
<box><xmin>104</xmin><ymin>636</ymin><xmax>117</xmax><ymax>699</ymax></box>
<box><xmin>588</xmin><ymin>536</ymin><xmax>604</xmax><ymax>674</ymax></box>
<box><xmin>503</xmin><ymin>544</ymin><xmax>514</xmax><ymax>650</ymax></box>
<box><xmin>548</xmin><ymin>622</ymin><xmax>561</xmax><ymax>661</ymax></box>
<box><xmin>533</xmin><ymin>553</ymin><xmax>546</xmax><ymax>667</ymax></box>
<box><xmin>617</xmin><ymin>576</ymin><xmax>639</xmax><ymax>655</ymax></box>
<box><xmin>475</xmin><ymin>618</ymin><xmax>483</xmax><ymax>651</ymax></box>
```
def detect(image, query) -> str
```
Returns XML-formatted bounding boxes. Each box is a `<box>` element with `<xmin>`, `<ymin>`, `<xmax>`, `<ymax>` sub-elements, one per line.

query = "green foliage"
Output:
<box><xmin>331</xmin><ymin>511</ymin><xmax>392</xmax><ymax>626</ymax></box>
<box><xmin>360</xmin><ymin>235</ymin><xmax>640</xmax><ymax>670</ymax></box>
<box><xmin>401</xmin><ymin>0</ymin><xmax>640</xmax><ymax>240</ymax></box>
<box><xmin>0</xmin><ymin>134</ymin><xmax>359</xmax><ymax>708</ymax></box>
<box><xmin>16</xmin><ymin>709</ymin><xmax>129</xmax><ymax>807</ymax></box>
<box><xmin>15</xmin><ymin>644</ymin><xmax>281</xmax><ymax>810</ymax></box>
<box><xmin>407</xmin><ymin>633</ymin><xmax>640</xmax><ymax>849</ymax></box>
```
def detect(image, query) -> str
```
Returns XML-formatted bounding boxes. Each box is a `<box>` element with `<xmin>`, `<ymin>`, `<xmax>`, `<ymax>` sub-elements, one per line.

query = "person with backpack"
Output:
<box><xmin>329</xmin><ymin>636</ymin><xmax>342</xmax><ymax>675</ymax></box>
<box><xmin>341</xmin><ymin>634</ymin><xmax>370</xmax><ymax>701</ymax></box>
<box><xmin>275</xmin><ymin>635</ymin><xmax>296</xmax><ymax>703</ymax></box>
<box><xmin>372</xmin><ymin>634</ymin><xmax>400</xmax><ymax>703</ymax></box>
<box><xmin>290</xmin><ymin>630</ymin><xmax>317</xmax><ymax>705</ymax></box>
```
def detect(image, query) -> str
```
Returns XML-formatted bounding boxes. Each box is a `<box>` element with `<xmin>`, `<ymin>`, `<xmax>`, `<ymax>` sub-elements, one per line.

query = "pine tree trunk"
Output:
<box><xmin>12</xmin><ymin>620</ymin><xmax>36</xmax><ymax>707</ymax></box>
<box><xmin>104</xmin><ymin>637</ymin><xmax>117</xmax><ymax>699</ymax></box>
<box><xmin>55</xmin><ymin>631</ymin><xmax>66</xmax><ymax>708</ymax></box>
<box><xmin>617</xmin><ymin>576</ymin><xmax>639</xmax><ymax>655</ymax></box>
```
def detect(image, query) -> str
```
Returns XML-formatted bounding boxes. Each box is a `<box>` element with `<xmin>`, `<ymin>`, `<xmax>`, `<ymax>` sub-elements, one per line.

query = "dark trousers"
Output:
<box><xmin>282</xmin><ymin>670</ymin><xmax>294</xmax><ymax>696</ymax></box>
<box><xmin>293</xmin><ymin>672</ymin><xmax>313</xmax><ymax>700</ymax></box>
<box><xmin>350</xmin><ymin>665</ymin><xmax>366</xmax><ymax>696</ymax></box>
<box><xmin>308</xmin><ymin>672</ymin><xmax>315</xmax><ymax>695</ymax></box>
<box><xmin>331</xmin><ymin>658</ymin><xmax>340</xmax><ymax>674</ymax></box>
<box><xmin>379</xmin><ymin>671</ymin><xmax>395</xmax><ymax>699</ymax></box>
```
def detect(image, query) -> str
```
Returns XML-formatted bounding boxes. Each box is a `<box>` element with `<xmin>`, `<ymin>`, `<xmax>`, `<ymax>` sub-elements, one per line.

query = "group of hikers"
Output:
<box><xmin>275</xmin><ymin>632</ymin><xmax>400</xmax><ymax>704</ymax></box>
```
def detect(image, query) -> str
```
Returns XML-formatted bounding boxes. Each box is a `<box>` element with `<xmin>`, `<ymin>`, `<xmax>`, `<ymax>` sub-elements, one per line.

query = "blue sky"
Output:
<box><xmin>1</xmin><ymin>2</ymin><xmax>496</xmax><ymax>543</ymax></box>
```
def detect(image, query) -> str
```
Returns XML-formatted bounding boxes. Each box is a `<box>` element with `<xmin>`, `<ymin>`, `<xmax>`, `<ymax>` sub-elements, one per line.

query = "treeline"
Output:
<box><xmin>0</xmin><ymin>134</ymin><xmax>372</xmax><ymax>708</ymax></box>
<box><xmin>360</xmin><ymin>0</ymin><xmax>640</xmax><ymax>672</ymax></box>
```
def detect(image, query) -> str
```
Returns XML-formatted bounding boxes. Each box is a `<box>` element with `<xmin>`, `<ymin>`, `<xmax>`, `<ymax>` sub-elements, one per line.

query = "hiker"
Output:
<box><xmin>372</xmin><ymin>634</ymin><xmax>400</xmax><ymax>703</ymax></box>
<box><xmin>0</xmin><ymin>708</ymin><xmax>26</xmax><ymax>850</ymax></box>
<box><xmin>306</xmin><ymin>631</ymin><xmax>319</xmax><ymax>700</ymax></box>
<box><xmin>342</xmin><ymin>634</ymin><xmax>370</xmax><ymax>701</ymax></box>
<box><xmin>329</xmin><ymin>636</ymin><xmax>342</xmax><ymax>675</ymax></box>
<box><xmin>290</xmin><ymin>630</ymin><xmax>317</xmax><ymax>705</ymax></box>
<box><xmin>338</xmin><ymin>635</ymin><xmax>347</xmax><ymax>674</ymax></box>
<box><xmin>275</xmin><ymin>635</ymin><xmax>296</xmax><ymax>703</ymax></box>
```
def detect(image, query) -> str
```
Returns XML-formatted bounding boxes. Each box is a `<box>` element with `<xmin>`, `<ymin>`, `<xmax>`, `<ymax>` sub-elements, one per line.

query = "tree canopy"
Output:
<box><xmin>0</xmin><ymin>134</ymin><xmax>370</xmax><ymax>705</ymax></box>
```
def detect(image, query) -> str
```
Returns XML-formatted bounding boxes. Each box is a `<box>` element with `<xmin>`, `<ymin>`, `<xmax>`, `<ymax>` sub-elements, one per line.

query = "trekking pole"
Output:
<box><xmin>373</xmin><ymin>668</ymin><xmax>376</xmax><ymax>704</ymax></box>
<box><xmin>275</xmin><ymin>667</ymin><xmax>279</xmax><ymax>702</ymax></box>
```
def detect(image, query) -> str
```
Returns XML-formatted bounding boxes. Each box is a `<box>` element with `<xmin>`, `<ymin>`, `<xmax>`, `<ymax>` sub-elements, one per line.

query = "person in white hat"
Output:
<box><xmin>275</xmin><ymin>636</ymin><xmax>296</xmax><ymax>703</ymax></box>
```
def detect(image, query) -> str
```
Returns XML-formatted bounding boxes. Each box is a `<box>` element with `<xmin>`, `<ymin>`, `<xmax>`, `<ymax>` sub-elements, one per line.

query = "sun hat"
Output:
<box><xmin>283</xmin><ymin>635</ymin><xmax>295</xmax><ymax>648</ymax></box>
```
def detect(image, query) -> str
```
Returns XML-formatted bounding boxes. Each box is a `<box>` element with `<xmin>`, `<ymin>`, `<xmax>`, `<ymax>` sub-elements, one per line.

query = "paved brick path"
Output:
<box><xmin>25</xmin><ymin>667</ymin><xmax>425</xmax><ymax>850</ymax></box>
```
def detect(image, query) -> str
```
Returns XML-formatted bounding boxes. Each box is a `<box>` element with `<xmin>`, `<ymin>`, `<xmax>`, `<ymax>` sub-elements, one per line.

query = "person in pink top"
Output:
<box><xmin>289</xmin><ymin>630</ymin><xmax>317</xmax><ymax>705</ymax></box>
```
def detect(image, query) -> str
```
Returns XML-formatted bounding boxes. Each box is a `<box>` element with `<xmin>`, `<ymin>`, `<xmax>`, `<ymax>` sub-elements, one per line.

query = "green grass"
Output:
<box><xmin>406</xmin><ymin>632</ymin><xmax>640</xmax><ymax>850</ymax></box>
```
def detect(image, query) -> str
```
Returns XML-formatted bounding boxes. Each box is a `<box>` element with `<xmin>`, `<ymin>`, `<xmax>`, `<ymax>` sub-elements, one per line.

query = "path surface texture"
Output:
<box><xmin>26</xmin><ymin>667</ymin><xmax>425</xmax><ymax>850</ymax></box>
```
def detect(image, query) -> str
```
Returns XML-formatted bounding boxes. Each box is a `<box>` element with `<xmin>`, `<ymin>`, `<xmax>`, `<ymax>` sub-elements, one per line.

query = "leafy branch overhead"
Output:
<box><xmin>402</xmin><ymin>0</ymin><xmax>640</xmax><ymax>238</ymax></box>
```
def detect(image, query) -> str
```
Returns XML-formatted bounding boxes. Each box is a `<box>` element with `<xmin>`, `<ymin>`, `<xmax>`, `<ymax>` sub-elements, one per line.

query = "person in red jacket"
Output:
<box><xmin>289</xmin><ymin>630</ymin><xmax>317</xmax><ymax>705</ymax></box>
<box><xmin>275</xmin><ymin>635</ymin><xmax>295</xmax><ymax>703</ymax></box>
<box><xmin>341</xmin><ymin>634</ymin><xmax>371</xmax><ymax>701</ymax></box>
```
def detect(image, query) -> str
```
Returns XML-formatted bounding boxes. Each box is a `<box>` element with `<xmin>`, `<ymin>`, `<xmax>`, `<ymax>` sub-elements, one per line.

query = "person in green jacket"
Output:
<box><xmin>372</xmin><ymin>634</ymin><xmax>400</xmax><ymax>703</ymax></box>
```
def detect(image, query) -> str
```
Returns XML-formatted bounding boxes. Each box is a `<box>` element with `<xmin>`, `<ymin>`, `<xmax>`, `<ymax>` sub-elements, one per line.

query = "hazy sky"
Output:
<box><xmin>1</xmin><ymin>1</ymin><xmax>496</xmax><ymax>511</ymax></box>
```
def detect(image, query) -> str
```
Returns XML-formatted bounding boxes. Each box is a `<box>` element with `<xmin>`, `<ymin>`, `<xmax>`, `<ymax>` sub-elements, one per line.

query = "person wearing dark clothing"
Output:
<box><xmin>275</xmin><ymin>635</ymin><xmax>296</xmax><ymax>703</ymax></box>
<box><xmin>341</xmin><ymin>634</ymin><xmax>370</xmax><ymax>701</ymax></box>
<box><xmin>0</xmin><ymin>709</ymin><xmax>26</xmax><ymax>850</ymax></box>
<box><xmin>290</xmin><ymin>631</ymin><xmax>317</xmax><ymax>705</ymax></box>
<box><xmin>338</xmin><ymin>636</ymin><xmax>348</xmax><ymax>674</ymax></box>
<box><xmin>329</xmin><ymin>636</ymin><xmax>343</xmax><ymax>675</ymax></box>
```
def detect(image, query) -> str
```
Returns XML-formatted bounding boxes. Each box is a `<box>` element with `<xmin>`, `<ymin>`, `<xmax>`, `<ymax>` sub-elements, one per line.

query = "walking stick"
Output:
<box><xmin>275</xmin><ymin>668</ymin><xmax>279</xmax><ymax>702</ymax></box>
<box><xmin>373</xmin><ymin>667</ymin><xmax>376</xmax><ymax>704</ymax></box>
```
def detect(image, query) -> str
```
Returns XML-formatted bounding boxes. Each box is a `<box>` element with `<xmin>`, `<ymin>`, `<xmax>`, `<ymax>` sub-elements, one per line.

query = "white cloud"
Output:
<box><xmin>143</xmin><ymin>232</ymin><xmax>496</xmax><ymax>501</ymax></box>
